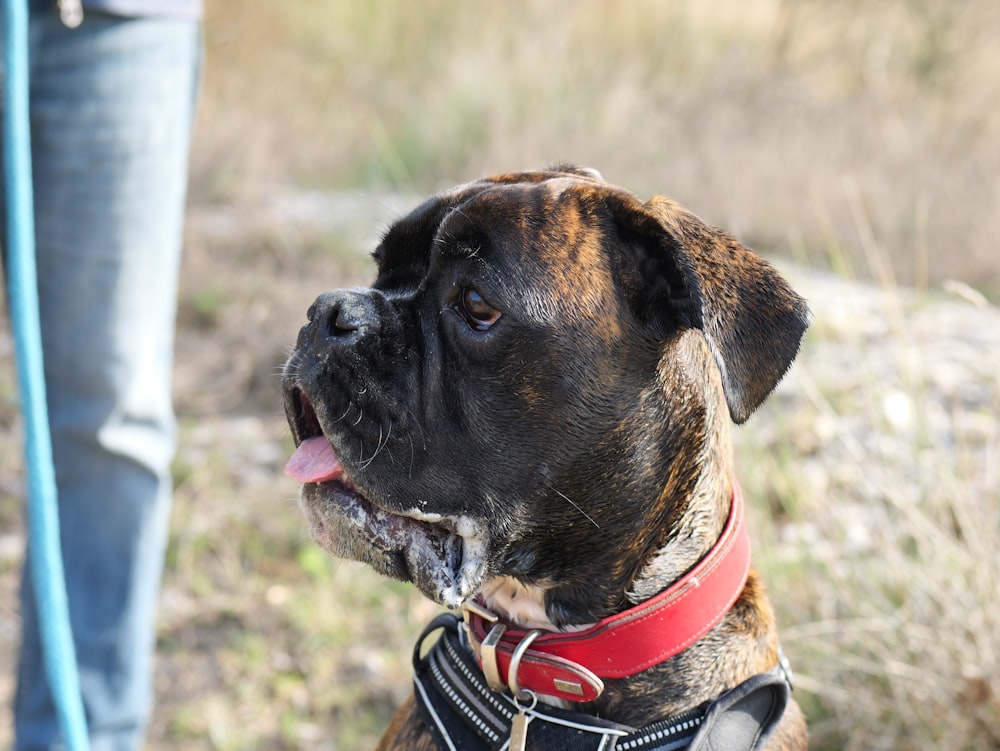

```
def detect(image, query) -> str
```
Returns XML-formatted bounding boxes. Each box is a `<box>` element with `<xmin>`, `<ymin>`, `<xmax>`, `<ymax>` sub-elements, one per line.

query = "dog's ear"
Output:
<box><xmin>373</xmin><ymin>196</ymin><xmax>452</xmax><ymax>292</ymax></box>
<box><xmin>608</xmin><ymin>193</ymin><xmax>811</xmax><ymax>424</ymax></box>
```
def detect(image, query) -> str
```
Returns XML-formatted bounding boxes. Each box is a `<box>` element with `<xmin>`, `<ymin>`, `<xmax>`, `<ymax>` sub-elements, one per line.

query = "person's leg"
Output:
<box><xmin>11</xmin><ymin>7</ymin><xmax>200</xmax><ymax>750</ymax></box>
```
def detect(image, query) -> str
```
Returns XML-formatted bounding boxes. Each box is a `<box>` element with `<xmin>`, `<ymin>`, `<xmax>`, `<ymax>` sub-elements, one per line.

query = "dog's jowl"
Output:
<box><xmin>283</xmin><ymin>167</ymin><xmax>810</xmax><ymax>750</ymax></box>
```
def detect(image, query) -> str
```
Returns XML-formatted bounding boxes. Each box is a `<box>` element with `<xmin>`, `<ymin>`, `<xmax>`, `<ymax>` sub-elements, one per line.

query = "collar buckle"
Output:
<box><xmin>463</xmin><ymin>600</ymin><xmax>507</xmax><ymax>692</ymax></box>
<box><xmin>462</xmin><ymin>600</ymin><xmax>605</xmax><ymax>702</ymax></box>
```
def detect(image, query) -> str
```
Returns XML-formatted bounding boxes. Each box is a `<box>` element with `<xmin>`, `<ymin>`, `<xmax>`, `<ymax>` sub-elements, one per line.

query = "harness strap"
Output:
<box><xmin>413</xmin><ymin>614</ymin><xmax>790</xmax><ymax>751</ymax></box>
<box><xmin>685</xmin><ymin>667</ymin><xmax>790</xmax><ymax>751</ymax></box>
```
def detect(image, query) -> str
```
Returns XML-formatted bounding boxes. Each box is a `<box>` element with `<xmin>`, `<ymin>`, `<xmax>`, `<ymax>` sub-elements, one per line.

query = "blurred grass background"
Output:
<box><xmin>193</xmin><ymin>0</ymin><xmax>999</xmax><ymax>294</ymax></box>
<box><xmin>1</xmin><ymin>1</ymin><xmax>998</xmax><ymax>750</ymax></box>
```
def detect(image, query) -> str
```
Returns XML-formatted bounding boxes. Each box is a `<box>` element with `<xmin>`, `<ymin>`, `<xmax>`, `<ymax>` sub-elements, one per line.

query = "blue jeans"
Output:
<box><xmin>2</xmin><ymin>5</ymin><xmax>201</xmax><ymax>750</ymax></box>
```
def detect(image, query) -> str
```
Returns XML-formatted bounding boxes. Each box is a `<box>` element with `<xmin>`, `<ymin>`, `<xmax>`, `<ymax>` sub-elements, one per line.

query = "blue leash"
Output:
<box><xmin>2</xmin><ymin>0</ymin><xmax>91</xmax><ymax>747</ymax></box>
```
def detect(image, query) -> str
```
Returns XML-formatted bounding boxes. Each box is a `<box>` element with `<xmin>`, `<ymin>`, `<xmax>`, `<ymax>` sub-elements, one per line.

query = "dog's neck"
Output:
<box><xmin>627</xmin><ymin>336</ymin><xmax>737</xmax><ymax>604</ymax></box>
<box><xmin>628</xmin><ymin>424</ymin><xmax>734</xmax><ymax>604</ymax></box>
<box><xmin>474</xmin><ymin>468</ymin><xmax>763</xmax><ymax>726</ymax></box>
<box><xmin>474</xmin><ymin>344</ymin><xmax>761</xmax><ymax>726</ymax></box>
<box><xmin>480</xmin><ymin>467</ymin><xmax>734</xmax><ymax>634</ymax></box>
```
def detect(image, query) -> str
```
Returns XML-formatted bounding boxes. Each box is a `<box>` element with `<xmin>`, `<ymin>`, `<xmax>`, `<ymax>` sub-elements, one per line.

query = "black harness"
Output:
<box><xmin>413</xmin><ymin>614</ymin><xmax>792</xmax><ymax>751</ymax></box>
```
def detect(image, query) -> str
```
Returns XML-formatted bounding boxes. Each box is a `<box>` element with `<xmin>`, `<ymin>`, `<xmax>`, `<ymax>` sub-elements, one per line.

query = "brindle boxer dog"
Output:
<box><xmin>283</xmin><ymin>167</ymin><xmax>810</xmax><ymax>750</ymax></box>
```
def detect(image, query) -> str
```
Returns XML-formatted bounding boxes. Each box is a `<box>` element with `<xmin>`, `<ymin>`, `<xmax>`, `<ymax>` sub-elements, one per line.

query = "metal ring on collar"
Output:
<box><xmin>508</xmin><ymin>629</ymin><xmax>543</xmax><ymax>702</ymax></box>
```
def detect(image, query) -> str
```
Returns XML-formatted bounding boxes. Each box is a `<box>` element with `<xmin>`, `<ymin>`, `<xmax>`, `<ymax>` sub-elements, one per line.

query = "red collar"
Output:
<box><xmin>462</xmin><ymin>483</ymin><xmax>751</xmax><ymax>703</ymax></box>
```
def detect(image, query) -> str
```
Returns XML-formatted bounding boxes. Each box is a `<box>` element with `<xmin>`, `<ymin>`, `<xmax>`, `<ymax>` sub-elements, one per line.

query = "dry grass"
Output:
<box><xmin>2</xmin><ymin>2</ymin><xmax>999</xmax><ymax>750</ymax></box>
<box><xmin>738</xmin><ymin>264</ymin><xmax>1000</xmax><ymax>750</ymax></box>
<box><xmin>194</xmin><ymin>0</ymin><xmax>1000</xmax><ymax>294</ymax></box>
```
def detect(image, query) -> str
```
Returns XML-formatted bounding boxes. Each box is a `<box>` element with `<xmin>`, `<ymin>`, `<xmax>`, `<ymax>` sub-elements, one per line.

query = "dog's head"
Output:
<box><xmin>283</xmin><ymin>167</ymin><xmax>810</xmax><ymax>620</ymax></box>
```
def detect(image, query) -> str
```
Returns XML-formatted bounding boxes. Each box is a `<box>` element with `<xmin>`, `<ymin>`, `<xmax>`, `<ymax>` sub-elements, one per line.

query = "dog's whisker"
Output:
<box><xmin>402</xmin><ymin>406</ymin><xmax>429</xmax><ymax>452</ymax></box>
<box><xmin>359</xmin><ymin>422</ymin><xmax>393</xmax><ymax>469</ymax></box>
<box><xmin>358</xmin><ymin>427</ymin><xmax>380</xmax><ymax>468</ymax></box>
<box><xmin>549</xmin><ymin>484</ymin><xmax>601</xmax><ymax>529</ymax></box>
<box><xmin>332</xmin><ymin>403</ymin><xmax>353</xmax><ymax>425</ymax></box>
<box><xmin>380</xmin><ymin>421</ymin><xmax>393</xmax><ymax>458</ymax></box>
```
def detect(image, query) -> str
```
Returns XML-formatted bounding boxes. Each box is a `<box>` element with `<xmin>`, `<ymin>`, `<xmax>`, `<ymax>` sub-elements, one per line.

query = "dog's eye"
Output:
<box><xmin>454</xmin><ymin>287</ymin><xmax>501</xmax><ymax>332</ymax></box>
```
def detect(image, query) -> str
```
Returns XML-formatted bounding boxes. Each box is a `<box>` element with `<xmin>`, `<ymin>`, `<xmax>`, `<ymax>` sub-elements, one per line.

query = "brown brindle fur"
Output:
<box><xmin>283</xmin><ymin>167</ymin><xmax>810</xmax><ymax>750</ymax></box>
<box><xmin>377</xmin><ymin>347</ymin><xmax>809</xmax><ymax>750</ymax></box>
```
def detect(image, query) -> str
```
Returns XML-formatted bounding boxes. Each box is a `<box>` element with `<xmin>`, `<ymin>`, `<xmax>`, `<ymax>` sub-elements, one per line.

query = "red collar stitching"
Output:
<box><xmin>463</xmin><ymin>483</ymin><xmax>751</xmax><ymax>703</ymax></box>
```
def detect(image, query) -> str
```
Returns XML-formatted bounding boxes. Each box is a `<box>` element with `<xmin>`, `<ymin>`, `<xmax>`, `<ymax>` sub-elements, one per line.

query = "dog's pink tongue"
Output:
<box><xmin>285</xmin><ymin>436</ymin><xmax>344</xmax><ymax>483</ymax></box>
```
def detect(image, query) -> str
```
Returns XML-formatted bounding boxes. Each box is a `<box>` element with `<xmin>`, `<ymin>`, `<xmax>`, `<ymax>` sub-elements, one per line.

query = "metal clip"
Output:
<box><xmin>507</xmin><ymin>629</ymin><xmax>543</xmax><ymax>701</ymax></box>
<box><xmin>480</xmin><ymin>622</ymin><xmax>508</xmax><ymax>692</ymax></box>
<box><xmin>462</xmin><ymin>599</ymin><xmax>499</xmax><ymax>626</ymax></box>
<box><xmin>508</xmin><ymin>689</ymin><xmax>538</xmax><ymax>751</ymax></box>
<box><xmin>461</xmin><ymin>599</ymin><xmax>498</xmax><ymax>661</ymax></box>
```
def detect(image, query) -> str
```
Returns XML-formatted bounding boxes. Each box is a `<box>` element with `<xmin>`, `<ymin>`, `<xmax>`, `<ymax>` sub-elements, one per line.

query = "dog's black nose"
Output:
<box><xmin>306</xmin><ymin>289</ymin><xmax>381</xmax><ymax>342</ymax></box>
